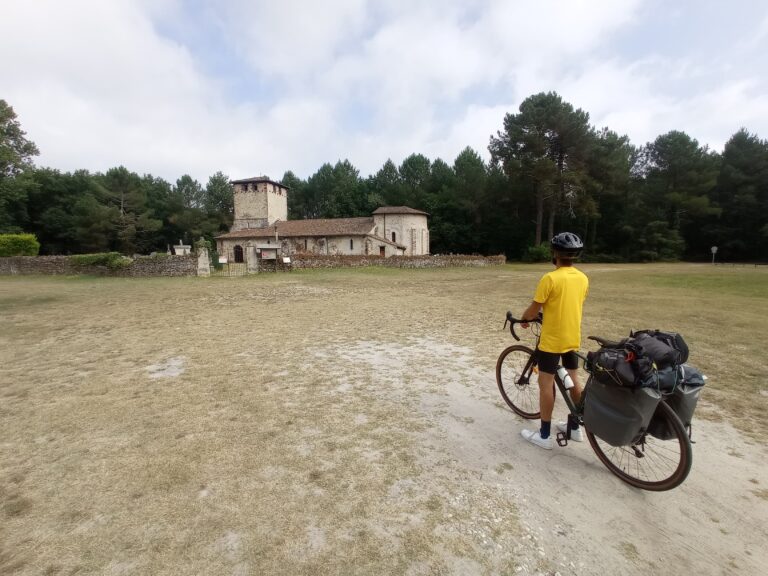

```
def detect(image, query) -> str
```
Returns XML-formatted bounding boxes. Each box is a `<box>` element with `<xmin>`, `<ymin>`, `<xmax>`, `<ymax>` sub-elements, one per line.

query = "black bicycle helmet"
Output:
<box><xmin>550</xmin><ymin>232</ymin><xmax>583</xmax><ymax>258</ymax></box>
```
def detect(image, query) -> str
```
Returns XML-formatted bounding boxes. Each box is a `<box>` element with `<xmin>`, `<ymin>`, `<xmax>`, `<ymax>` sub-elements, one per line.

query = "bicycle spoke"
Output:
<box><xmin>587</xmin><ymin>401</ymin><xmax>692</xmax><ymax>490</ymax></box>
<box><xmin>641</xmin><ymin>440</ymin><xmax>681</xmax><ymax>479</ymax></box>
<box><xmin>497</xmin><ymin>345</ymin><xmax>541</xmax><ymax>419</ymax></box>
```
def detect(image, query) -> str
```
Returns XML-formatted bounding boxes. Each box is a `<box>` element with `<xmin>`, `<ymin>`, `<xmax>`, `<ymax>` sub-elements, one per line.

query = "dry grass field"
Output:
<box><xmin>1</xmin><ymin>263</ymin><xmax>766</xmax><ymax>575</ymax></box>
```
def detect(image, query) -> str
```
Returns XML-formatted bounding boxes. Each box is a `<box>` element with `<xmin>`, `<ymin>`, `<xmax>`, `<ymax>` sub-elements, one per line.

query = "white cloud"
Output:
<box><xmin>1</xmin><ymin>0</ymin><xmax>218</xmax><ymax>176</ymax></box>
<box><xmin>428</xmin><ymin>104</ymin><xmax>511</xmax><ymax>165</ymax></box>
<box><xmin>215</xmin><ymin>0</ymin><xmax>370</xmax><ymax>78</ymax></box>
<box><xmin>1</xmin><ymin>0</ymin><xmax>767</xmax><ymax>183</ymax></box>
<box><xmin>477</xmin><ymin>0</ymin><xmax>642</xmax><ymax>57</ymax></box>
<box><xmin>557</xmin><ymin>56</ymin><xmax>768</xmax><ymax>149</ymax></box>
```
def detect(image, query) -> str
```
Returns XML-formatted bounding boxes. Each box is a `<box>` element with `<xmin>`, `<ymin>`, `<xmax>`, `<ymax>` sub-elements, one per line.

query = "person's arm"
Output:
<box><xmin>520</xmin><ymin>300</ymin><xmax>542</xmax><ymax>327</ymax></box>
<box><xmin>522</xmin><ymin>274</ymin><xmax>550</xmax><ymax>326</ymax></box>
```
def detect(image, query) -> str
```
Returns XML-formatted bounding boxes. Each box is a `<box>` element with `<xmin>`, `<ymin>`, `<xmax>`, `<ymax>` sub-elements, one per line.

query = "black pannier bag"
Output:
<box><xmin>631</xmin><ymin>329</ymin><xmax>689</xmax><ymax>366</ymax></box>
<box><xmin>647</xmin><ymin>364</ymin><xmax>706</xmax><ymax>440</ymax></box>
<box><xmin>583</xmin><ymin>380</ymin><xmax>662</xmax><ymax>446</ymax></box>
<box><xmin>587</xmin><ymin>346</ymin><xmax>655</xmax><ymax>388</ymax></box>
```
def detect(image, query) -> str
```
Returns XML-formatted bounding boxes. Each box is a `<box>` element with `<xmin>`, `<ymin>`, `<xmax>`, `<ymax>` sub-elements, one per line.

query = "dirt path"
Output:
<box><xmin>337</xmin><ymin>337</ymin><xmax>768</xmax><ymax>575</ymax></box>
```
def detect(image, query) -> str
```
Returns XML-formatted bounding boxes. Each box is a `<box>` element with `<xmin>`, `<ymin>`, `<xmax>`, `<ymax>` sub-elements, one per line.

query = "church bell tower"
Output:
<box><xmin>230</xmin><ymin>176</ymin><xmax>288</xmax><ymax>231</ymax></box>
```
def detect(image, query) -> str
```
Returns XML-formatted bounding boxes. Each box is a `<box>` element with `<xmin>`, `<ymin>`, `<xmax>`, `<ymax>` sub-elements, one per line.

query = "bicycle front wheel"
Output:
<box><xmin>496</xmin><ymin>345</ymin><xmax>541</xmax><ymax>419</ymax></box>
<box><xmin>586</xmin><ymin>400</ymin><xmax>693</xmax><ymax>491</ymax></box>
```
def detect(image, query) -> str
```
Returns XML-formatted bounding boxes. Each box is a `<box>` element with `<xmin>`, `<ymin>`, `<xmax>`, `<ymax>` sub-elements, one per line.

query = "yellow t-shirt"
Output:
<box><xmin>534</xmin><ymin>266</ymin><xmax>589</xmax><ymax>353</ymax></box>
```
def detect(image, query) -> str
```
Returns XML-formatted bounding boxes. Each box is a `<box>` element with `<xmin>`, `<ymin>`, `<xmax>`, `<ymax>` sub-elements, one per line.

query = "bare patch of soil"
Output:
<box><xmin>146</xmin><ymin>356</ymin><xmax>186</xmax><ymax>378</ymax></box>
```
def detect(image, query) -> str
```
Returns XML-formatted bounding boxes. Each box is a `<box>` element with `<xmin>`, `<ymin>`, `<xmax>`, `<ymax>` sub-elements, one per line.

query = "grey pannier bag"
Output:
<box><xmin>672</xmin><ymin>364</ymin><xmax>706</xmax><ymax>426</ymax></box>
<box><xmin>648</xmin><ymin>364</ymin><xmax>706</xmax><ymax>440</ymax></box>
<box><xmin>583</xmin><ymin>379</ymin><xmax>662</xmax><ymax>447</ymax></box>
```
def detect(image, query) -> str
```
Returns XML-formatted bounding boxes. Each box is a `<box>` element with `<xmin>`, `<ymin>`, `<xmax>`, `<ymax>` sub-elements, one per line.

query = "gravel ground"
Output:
<box><xmin>1</xmin><ymin>264</ymin><xmax>766</xmax><ymax>575</ymax></box>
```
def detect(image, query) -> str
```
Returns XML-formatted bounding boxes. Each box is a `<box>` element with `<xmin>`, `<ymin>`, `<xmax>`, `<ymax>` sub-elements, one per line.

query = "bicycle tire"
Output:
<box><xmin>586</xmin><ymin>400</ymin><xmax>692</xmax><ymax>491</ymax></box>
<box><xmin>496</xmin><ymin>345</ymin><xmax>543</xmax><ymax>419</ymax></box>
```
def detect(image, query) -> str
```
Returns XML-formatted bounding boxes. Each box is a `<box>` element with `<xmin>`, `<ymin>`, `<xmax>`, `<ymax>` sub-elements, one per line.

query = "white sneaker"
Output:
<box><xmin>521</xmin><ymin>428</ymin><xmax>553</xmax><ymax>450</ymax></box>
<box><xmin>556</xmin><ymin>422</ymin><xmax>584</xmax><ymax>442</ymax></box>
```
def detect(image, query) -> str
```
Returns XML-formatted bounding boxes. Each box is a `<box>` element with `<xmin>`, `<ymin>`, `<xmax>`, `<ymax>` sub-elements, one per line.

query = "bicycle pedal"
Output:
<box><xmin>556</xmin><ymin>432</ymin><xmax>568</xmax><ymax>447</ymax></box>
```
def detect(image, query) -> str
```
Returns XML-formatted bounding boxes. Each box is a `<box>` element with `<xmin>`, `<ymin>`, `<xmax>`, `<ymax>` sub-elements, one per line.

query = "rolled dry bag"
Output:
<box><xmin>583</xmin><ymin>379</ymin><xmax>662</xmax><ymax>447</ymax></box>
<box><xmin>633</xmin><ymin>332</ymin><xmax>679</xmax><ymax>369</ymax></box>
<box><xmin>632</xmin><ymin>330</ymin><xmax>689</xmax><ymax>365</ymax></box>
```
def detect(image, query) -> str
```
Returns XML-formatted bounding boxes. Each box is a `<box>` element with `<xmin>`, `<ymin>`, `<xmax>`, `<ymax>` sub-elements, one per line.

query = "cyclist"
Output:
<box><xmin>520</xmin><ymin>232</ymin><xmax>589</xmax><ymax>449</ymax></box>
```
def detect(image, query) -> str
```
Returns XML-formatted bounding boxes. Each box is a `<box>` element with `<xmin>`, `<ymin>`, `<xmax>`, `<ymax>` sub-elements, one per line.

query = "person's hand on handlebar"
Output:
<box><xmin>504</xmin><ymin>310</ymin><xmax>542</xmax><ymax>340</ymax></box>
<box><xmin>520</xmin><ymin>301</ymin><xmax>543</xmax><ymax>328</ymax></box>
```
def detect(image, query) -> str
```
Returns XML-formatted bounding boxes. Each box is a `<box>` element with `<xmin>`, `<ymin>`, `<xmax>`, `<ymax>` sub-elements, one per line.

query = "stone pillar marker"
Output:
<box><xmin>246</xmin><ymin>242</ymin><xmax>259</xmax><ymax>274</ymax></box>
<box><xmin>197</xmin><ymin>248</ymin><xmax>211</xmax><ymax>277</ymax></box>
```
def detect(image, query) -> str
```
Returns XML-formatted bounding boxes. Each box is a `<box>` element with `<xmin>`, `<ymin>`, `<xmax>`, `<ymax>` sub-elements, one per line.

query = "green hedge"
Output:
<box><xmin>522</xmin><ymin>243</ymin><xmax>550</xmax><ymax>263</ymax></box>
<box><xmin>70</xmin><ymin>252</ymin><xmax>133</xmax><ymax>269</ymax></box>
<box><xmin>0</xmin><ymin>234</ymin><xmax>40</xmax><ymax>257</ymax></box>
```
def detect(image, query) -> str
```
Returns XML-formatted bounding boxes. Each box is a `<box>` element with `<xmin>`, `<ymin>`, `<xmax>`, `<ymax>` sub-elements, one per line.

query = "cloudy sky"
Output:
<box><xmin>2</xmin><ymin>0</ymin><xmax>767</xmax><ymax>183</ymax></box>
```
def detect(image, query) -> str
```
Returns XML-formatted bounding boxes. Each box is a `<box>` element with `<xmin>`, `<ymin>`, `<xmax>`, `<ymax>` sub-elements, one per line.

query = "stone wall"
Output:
<box><xmin>218</xmin><ymin>235</ymin><xmax>404</xmax><ymax>260</ymax></box>
<box><xmin>0</xmin><ymin>255</ymin><xmax>76</xmax><ymax>275</ymax></box>
<box><xmin>289</xmin><ymin>254</ymin><xmax>506</xmax><ymax>269</ymax></box>
<box><xmin>0</xmin><ymin>255</ymin><xmax>198</xmax><ymax>277</ymax></box>
<box><xmin>372</xmin><ymin>213</ymin><xmax>429</xmax><ymax>255</ymax></box>
<box><xmin>112</xmin><ymin>255</ymin><xmax>197</xmax><ymax>277</ymax></box>
<box><xmin>0</xmin><ymin>253</ymin><xmax>505</xmax><ymax>276</ymax></box>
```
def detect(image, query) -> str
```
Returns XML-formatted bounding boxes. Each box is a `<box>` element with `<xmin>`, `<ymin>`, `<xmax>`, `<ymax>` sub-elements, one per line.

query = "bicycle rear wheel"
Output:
<box><xmin>496</xmin><ymin>345</ymin><xmax>542</xmax><ymax>419</ymax></box>
<box><xmin>586</xmin><ymin>400</ymin><xmax>692</xmax><ymax>491</ymax></box>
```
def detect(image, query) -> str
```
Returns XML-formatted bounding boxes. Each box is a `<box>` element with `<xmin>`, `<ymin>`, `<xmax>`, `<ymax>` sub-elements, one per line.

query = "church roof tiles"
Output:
<box><xmin>371</xmin><ymin>206</ymin><xmax>429</xmax><ymax>216</ymax></box>
<box><xmin>216</xmin><ymin>217</ymin><xmax>376</xmax><ymax>239</ymax></box>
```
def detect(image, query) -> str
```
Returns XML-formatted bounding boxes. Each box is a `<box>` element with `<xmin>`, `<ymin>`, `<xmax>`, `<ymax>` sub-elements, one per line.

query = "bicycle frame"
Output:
<box><xmin>518</xmin><ymin>350</ymin><xmax>586</xmax><ymax>446</ymax></box>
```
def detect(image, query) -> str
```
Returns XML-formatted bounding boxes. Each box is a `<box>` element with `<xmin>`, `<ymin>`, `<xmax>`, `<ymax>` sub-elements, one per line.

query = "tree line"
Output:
<box><xmin>1</xmin><ymin>94</ymin><xmax>766</xmax><ymax>261</ymax></box>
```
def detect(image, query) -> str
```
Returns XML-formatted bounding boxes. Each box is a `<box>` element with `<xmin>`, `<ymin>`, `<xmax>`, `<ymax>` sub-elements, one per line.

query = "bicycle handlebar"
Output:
<box><xmin>503</xmin><ymin>312</ymin><xmax>625</xmax><ymax>350</ymax></box>
<box><xmin>503</xmin><ymin>311</ymin><xmax>542</xmax><ymax>341</ymax></box>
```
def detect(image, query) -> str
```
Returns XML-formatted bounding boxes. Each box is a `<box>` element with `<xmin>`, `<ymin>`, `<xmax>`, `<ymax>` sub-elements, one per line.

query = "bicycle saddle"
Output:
<box><xmin>588</xmin><ymin>335</ymin><xmax>626</xmax><ymax>348</ymax></box>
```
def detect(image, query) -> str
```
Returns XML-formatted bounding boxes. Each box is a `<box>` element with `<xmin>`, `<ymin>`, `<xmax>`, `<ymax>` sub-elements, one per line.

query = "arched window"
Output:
<box><xmin>234</xmin><ymin>245</ymin><xmax>244</xmax><ymax>263</ymax></box>
<box><xmin>350</xmin><ymin>238</ymin><xmax>354</xmax><ymax>250</ymax></box>
<box><xmin>391</xmin><ymin>231</ymin><xmax>396</xmax><ymax>243</ymax></box>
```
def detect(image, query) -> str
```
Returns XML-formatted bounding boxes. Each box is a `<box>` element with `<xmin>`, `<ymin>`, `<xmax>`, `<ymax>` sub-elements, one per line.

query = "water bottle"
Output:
<box><xmin>557</xmin><ymin>366</ymin><xmax>574</xmax><ymax>390</ymax></box>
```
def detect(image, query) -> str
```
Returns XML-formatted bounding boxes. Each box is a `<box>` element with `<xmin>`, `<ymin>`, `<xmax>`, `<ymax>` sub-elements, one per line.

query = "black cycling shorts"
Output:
<box><xmin>536</xmin><ymin>349</ymin><xmax>579</xmax><ymax>374</ymax></box>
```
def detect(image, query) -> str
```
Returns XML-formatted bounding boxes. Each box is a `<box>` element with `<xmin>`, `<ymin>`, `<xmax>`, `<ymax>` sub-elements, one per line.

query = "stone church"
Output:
<box><xmin>215</xmin><ymin>176</ymin><xmax>430</xmax><ymax>261</ymax></box>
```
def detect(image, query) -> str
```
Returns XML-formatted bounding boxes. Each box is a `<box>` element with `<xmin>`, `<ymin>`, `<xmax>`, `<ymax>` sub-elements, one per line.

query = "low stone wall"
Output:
<box><xmin>0</xmin><ymin>253</ymin><xmax>505</xmax><ymax>276</ymax></box>
<box><xmin>0</xmin><ymin>255</ymin><xmax>197</xmax><ymax>277</ymax></box>
<box><xmin>0</xmin><ymin>255</ymin><xmax>75</xmax><ymax>275</ymax></box>
<box><xmin>289</xmin><ymin>254</ymin><xmax>506</xmax><ymax>270</ymax></box>
<box><xmin>111</xmin><ymin>255</ymin><xmax>197</xmax><ymax>277</ymax></box>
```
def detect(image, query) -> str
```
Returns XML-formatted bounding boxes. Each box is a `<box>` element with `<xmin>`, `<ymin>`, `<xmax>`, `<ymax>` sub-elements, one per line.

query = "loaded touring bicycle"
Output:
<box><xmin>496</xmin><ymin>313</ymin><xmax>706</xmax><ymax>491</ymax></box>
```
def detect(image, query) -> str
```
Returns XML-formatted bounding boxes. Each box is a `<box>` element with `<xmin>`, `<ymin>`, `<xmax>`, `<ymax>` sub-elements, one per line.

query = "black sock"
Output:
<box><xmin>540</xmin><ymin>421</ymin><xmax>551</xmax><ymax>439</ymax></box>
